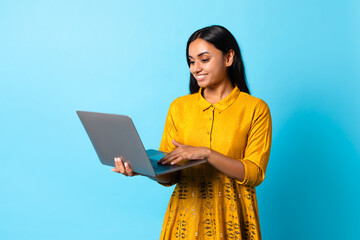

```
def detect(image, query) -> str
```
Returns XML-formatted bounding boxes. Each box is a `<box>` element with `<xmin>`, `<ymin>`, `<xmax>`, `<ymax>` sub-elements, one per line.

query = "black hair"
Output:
<box><xmin>186</xmin><ymin>25</ymin><xmax>250</xmax><ymax>94</ymax></box>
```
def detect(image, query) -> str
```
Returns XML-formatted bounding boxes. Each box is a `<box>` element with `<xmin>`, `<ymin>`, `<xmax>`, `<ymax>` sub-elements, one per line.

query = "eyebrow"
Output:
<box><xmin>188</xmin><ymin>51</ymin><xmax>210</xmax><ymax>59</ymax></box>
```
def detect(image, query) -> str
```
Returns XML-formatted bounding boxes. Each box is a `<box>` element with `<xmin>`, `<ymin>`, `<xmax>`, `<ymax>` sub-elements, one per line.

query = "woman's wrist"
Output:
<box><xmin>203</xmin><ymin>147</ymin><xmax>212</xmax><ymax>161</ymax></box>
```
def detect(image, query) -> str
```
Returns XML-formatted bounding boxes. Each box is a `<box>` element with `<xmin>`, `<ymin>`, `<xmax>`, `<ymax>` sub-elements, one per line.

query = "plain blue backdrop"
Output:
<box><xmin>1</xmin><ymin>1</ymin><xmax>359</xmax><ymax>239</ymax></box>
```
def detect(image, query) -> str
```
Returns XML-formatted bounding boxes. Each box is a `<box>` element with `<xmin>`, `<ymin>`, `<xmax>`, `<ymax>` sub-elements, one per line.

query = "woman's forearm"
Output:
<box><xmin>205</xmin><ymin>148</ymin><xmax>245</xmax><ymax>182</ymax></box>
<box><xmin>158</xmin><ymin>140</ymin><xmax>245</xmax><ymax>182</ymax></box>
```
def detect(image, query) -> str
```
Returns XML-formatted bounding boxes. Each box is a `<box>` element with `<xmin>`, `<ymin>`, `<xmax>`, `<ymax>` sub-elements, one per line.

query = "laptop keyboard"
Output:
<box><xmin>150</xmin><ymin>160</ymin><xmax>179</xmax><ymax>174</ymax></box>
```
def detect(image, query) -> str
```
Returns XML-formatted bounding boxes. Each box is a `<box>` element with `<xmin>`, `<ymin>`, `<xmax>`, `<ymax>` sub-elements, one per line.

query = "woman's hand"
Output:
<box><xmin>111</xmin><ymin>156</ymin><xmax>138</xmax><ymax>176</ymax></box>
<box><xmin>157</xmin><ymin>139</ymin><xmax>211</xmax><ymax>165</ymax></box>
<box><xmin>158</xmin><ymin>140</ymin><xmax>245</xmax><ymax>182</ymax></box>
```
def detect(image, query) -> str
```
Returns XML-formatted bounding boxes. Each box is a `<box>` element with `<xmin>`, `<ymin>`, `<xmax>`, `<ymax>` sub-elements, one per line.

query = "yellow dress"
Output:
<box><xmin>159</xmin><ymin>86</ymin><xmax>272</xmax><ymax>240</ymax></box>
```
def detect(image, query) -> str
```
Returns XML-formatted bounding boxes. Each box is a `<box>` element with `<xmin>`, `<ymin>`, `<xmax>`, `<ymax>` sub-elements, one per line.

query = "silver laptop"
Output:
<box><xmin>77</xmin><ymin>111</ymin><xmax>206</xmax><ymax>177</ymax></box>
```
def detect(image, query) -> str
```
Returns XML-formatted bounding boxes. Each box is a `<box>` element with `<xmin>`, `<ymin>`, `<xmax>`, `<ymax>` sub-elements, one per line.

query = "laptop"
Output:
<box><xmin>76</xmin><ymin>111</ymin><xmax>206</xmax><ymax>178</ymax></box>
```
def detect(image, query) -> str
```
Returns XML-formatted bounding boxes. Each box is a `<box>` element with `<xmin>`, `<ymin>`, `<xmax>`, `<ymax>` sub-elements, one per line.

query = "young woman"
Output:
<box><xmin>113</xmin><ymin>25</ymin><xmax>272</xmax><ymax>240</ymax></box>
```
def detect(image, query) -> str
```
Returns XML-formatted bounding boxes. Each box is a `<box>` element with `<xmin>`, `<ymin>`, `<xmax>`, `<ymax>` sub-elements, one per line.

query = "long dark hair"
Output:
<box><xmin>186</xmin><ymin>25</ymin><xmax>250</xmax><ymax>94</ymax></box>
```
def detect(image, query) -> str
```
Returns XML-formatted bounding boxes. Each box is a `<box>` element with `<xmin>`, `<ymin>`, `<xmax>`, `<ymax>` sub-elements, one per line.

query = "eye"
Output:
<box><xmin>189</xmin><ymin>61</ymin><xmax>195</xmax><ymax>65</ymax></box>
<box><xmin>201</xmin><ymin>58</ymin><xmax>210</xmax><ymax>63</ymax></box>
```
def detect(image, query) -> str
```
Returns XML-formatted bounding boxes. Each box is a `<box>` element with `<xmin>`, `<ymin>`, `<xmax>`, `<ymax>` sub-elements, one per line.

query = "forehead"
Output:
<box><xmin>188</xmin><ymin>38</ymin><xmax>220</xmax><ymax>57</ymax></box>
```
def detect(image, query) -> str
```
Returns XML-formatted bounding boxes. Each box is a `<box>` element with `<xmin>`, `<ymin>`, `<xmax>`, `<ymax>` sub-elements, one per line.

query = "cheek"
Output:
<box><xmin>209</xmin><ymin>61</ymin><xmax>226</xmax><ymax>76</ymax></box>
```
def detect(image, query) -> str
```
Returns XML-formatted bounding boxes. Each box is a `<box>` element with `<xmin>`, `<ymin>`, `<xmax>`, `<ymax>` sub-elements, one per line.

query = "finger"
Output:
<box><xmin>159</xmin><ymin>148</ymin><xmax>182</xmax><ymax>163</ymax></box>
<box><xmin>113</xmin><ymin>157</ymin><xmax>120</xmax><ymax>172</ymax></box>
<box><xmin>161</xmin><ymin>152</ymin><xmax>182</xmax><ymax>165</ymax></box>
<box><xmin>113</xmin><ymin>157</ymin><xmax>124</xmax><ymax>174</ymax></box>
<box><xmin>158</xmin><ymin>152</ymin><xmax>172</xmax><ymax>164</ymax></box>
<box><xmin>114</xmin><ymin>157</ymin><xmax>120</xmax><ymax>170</ymax></box>
<box><xmin>159</xmin><ymin>153</ymin><xmax>174</xmax><ymax>165</ymax></box>
<box><xmin>124</xmin><ymin>162</ymin><xmax>133</xmax><ymax>176</ymax></box>
<box><xmin>170</xmin><ymin>156</ymin><xmax>185</xmax><ymax>165</ymax></box>
<box><xmin>158</xmin><ymin>153</ymin><xmax>172</xmax><ymax>164</ymax></box>
<box><xmin>172</xmin><ymin>139</ymin><xmax>184</xmax><ymax>147</ymax></box>
<box><xmin>116</xmin><ymin>157</ymin><xmax>126</xmax><ymax>174</ymax></box>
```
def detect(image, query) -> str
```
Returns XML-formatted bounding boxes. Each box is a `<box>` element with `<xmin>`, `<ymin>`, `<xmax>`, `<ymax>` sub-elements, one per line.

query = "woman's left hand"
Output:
<box><xmin>157</xmin><ymin>139</ymin><xmax>211</xmax><ymax>165</ymax></box>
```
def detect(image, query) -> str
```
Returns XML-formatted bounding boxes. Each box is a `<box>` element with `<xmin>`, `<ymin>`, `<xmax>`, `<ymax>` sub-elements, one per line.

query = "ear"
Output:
<box><xmin>225</xmin><ymin>49</ymin><xmax>235</xmax><ymax>67</ymax></box>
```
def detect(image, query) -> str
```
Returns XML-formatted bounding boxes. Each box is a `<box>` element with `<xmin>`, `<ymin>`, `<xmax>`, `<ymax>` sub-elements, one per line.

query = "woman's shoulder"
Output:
<box><xmin>169</xmin><ymin>92</ymin><xmax>198</xmax><ymax>108</ymax></box>
<box><xmin>239</xmin><ymin>92</ymin><xmax>270</xmax><ymax>113</ymax></box>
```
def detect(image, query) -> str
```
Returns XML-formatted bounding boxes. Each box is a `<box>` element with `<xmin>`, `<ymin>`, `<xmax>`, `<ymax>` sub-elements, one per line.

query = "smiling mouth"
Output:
<box><xmin>195</xmin><ymin>74</ymin><xmax>207</xmax><ymax>81</ymax></box>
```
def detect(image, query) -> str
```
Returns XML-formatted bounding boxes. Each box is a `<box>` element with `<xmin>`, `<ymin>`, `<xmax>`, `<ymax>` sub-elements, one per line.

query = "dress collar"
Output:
<box><xmin>197</xmin><ymin>86</ymin><xmax>241</xmax><ymax>113</ymax></box>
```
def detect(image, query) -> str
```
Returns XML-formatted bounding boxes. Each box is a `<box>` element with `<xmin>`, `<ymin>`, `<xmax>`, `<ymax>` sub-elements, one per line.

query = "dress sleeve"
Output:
<box><xmin>159</xmin><ymin>100</ymin><xmax>179</xmax><ymax>153</ymax></box>
<box><xmin>157</xmin><ymin>100</ymin><xmax>180</xmax><ymax>186</ymax></box>
<box><xmin>236</xmin><ymin>100</ymin><xmax>272</xmax><ymax>187</ymax></box>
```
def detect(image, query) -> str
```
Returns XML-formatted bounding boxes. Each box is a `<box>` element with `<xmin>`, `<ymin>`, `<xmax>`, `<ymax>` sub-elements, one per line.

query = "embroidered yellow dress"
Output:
<box><xmin>159</xmin><ymin>86</ymin><xmax>272</xmax><ymax>240</ymax></box>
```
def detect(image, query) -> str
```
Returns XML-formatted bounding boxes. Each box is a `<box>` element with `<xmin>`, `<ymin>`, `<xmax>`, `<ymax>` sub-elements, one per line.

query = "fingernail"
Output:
<box><xmin>124</xmin><ymin>162</ymin><xmax>128</xmax><ymax>167</ymax></box>
<box><xmin>171</xmin><ymin>162</ymin><xmax>175</xmax><ymax>165</ymax></box>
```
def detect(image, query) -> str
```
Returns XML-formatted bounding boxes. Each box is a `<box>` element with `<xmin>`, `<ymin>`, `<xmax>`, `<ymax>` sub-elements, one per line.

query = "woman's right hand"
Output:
<box><xmin>111</xmin><ymin>156</ymin><xmax>176</xmax><ymax>184</ymax></box>
<box><xmin>111</xmin><ymin>156</ymin><xmax>138</xmax><ymax>176</ymax></box>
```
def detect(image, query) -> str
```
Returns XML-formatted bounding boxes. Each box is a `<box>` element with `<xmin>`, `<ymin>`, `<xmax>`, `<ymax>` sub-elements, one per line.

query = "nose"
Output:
<box><xmin>191</xmin><ymin>60</ymin><xmax>202</xmax><ymax>74</ymax></box>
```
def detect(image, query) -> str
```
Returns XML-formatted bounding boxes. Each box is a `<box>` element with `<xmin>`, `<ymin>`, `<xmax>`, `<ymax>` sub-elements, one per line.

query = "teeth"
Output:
<box><xmin>197</xmin><ymin>74</ymin><xmax>206</xmax><ymax>80</ymax></box>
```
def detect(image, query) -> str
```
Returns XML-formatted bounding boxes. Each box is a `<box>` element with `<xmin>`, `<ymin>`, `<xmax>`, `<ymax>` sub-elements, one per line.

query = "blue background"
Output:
<box><xmin>1</xmin><ymin>1</ymin><xmax>359</xmax><ymax>239</ymax></box>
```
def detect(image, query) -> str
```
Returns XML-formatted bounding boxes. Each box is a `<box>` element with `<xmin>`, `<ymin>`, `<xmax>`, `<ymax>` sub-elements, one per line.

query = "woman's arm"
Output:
<box><xmin>158</xmin><ymin>140</ymin><xmax>245</xmax><ymax>181</ymax></box>
<box><xmin>158</xmin><ymin>100</ymin><xmax>272</xmax><ymax>186</ymax></box>
<box><xmin>206</xmin><ymin>148</ymin><xmax>245</xmax><ymax>182</ymax></box>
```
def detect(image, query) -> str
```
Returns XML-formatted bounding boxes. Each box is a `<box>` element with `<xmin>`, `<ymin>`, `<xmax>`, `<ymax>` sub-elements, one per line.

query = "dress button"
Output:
<box><xmin>207</xmin><ymin>132</ymin><xmax>209</xmax><ymax>134</ymax></box>
<box><xmin>209</xmin><ymin>117</ymin><xmax>212</xmax><ymax>120</ymax></box>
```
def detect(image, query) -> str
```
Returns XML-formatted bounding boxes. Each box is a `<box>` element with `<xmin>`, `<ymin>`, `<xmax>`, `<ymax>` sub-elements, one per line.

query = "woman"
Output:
<box><xmin>113</xmin><ymin>25</ymin><xmax>272</xmax><ymax>239</ymax></box>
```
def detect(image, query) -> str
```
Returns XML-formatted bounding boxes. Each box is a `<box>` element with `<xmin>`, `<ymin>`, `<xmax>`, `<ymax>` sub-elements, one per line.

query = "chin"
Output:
<box><xmin>197</xmin><ymin>81</ymin><xmax>210</xmax><ymax>89</ymax></box>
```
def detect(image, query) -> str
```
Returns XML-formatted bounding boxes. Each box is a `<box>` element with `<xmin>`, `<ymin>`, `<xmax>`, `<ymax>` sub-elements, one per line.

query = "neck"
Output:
<box><xmin>203</xmin><ymin>80</ymin><xmax>234</xmax><ymax>104</ymax></box>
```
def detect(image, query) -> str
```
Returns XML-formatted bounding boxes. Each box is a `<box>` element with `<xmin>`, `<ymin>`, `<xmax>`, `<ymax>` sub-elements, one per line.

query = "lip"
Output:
<box><xmin>195</xmin><ymin>74</ymin><xmax>207</xmax><ymax>81</ymax></box>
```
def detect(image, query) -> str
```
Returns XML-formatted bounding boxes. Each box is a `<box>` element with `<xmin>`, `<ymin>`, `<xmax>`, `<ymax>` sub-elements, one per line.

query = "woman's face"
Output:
<box><xmin>188</xmin><ymin>38</ymin><xmax>233</xmax><ymax>89</ymax></box>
